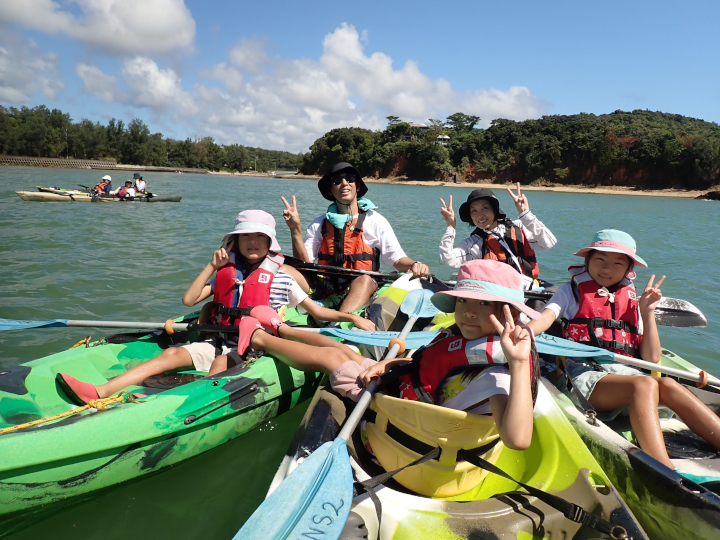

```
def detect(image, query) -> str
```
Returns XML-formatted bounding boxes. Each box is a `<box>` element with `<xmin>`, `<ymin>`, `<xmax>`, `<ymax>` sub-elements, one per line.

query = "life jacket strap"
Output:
<box><xmin>215</xmin><ymin>305</ymin><xmax>254</xmax><ymax>318</ymax></box>
<box><xmin>570</xmin><ymin>317</ymin><xmax>639</xmax><ymax>334</ymax></box>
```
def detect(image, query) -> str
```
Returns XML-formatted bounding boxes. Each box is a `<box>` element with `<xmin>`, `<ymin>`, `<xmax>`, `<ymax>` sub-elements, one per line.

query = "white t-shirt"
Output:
<box><xmin>544</xmin><ymin>282</ymin><xmax>644</xmax><ymax>335</ymax></box>
<box><xmin>134</xmin><ymin>180</ymin><xmax>146</xmax><ymax>192</ymax></box>
<box><xmin>439</xmin><ymin>210</ymin><xmax>557</xmax><ymax>269</ymax></box>
<box><xmin>304</xmin><ymin>209</ymin><xmax>407</xmax><ymax>268</ymax></box>
<box><xmin>438</xmin><ymin>366</ymin><xmax>512</xmax><ymax>415</ymax></box>
<box><xmin>208</xmin><ymin>269</ymin><xmax>308</xmax><ymax>311</ymax></box>
<box><xmin>125</xmin><ymin>187</ymin><xmax>136</xmax><ymax>198</ymax></box>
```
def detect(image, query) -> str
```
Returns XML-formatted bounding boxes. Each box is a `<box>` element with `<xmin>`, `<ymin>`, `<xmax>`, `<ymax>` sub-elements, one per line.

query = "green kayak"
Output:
<box><xmin>0</xmin><ymin>312</ymin><xmax>321</xmax><ymax>533</ymax></box>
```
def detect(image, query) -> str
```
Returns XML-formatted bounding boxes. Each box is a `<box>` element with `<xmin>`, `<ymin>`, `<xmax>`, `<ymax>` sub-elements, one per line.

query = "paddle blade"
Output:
<box><xmin>0</xmin><ymin>319</ymin><xmax>69</xmax><ymax>331</ymax></box>
<box><xmin>319</xmin><ymin>328</ymin><xmax>439</xmax><ymax>349</ymax></box>
<box><xmin>400</xmin><ymin>289</ymin><xmax>438</xmax><ymax>318</ymax></box>
<box><xmin>235</xmin><ymin>440</ymin><xmax>353</xmax><ymax>540</ymax></box>
<box><xmin>656</xmin><ymin>297</ymin><xmax>708</xmax><ymax>327</ymax></box>
<box><xmin>535</xmin><ymin>334</ymin><xmax>615</xmax><ymax>362</ymax></box>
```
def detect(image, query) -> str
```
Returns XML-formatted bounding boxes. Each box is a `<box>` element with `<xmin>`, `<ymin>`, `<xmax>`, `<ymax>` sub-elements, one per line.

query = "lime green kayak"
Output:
<box><xmin>542</xmin><ymin>349</ymin><xmax>720</xmax><ymax>540</ymax></box>
<box><xmin>0</xmin><ymin>312</ymin><xmax>321</xmax><ymax>531</ymax></box>
<box><xmin>248</xmin><ymin>277</ymin><xmax>647</xmax><ymax>539</ymax></box>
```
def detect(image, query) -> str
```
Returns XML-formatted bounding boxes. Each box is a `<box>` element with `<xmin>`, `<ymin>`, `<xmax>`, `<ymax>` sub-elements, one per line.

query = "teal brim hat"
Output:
<box><xmin>573</xmin><ymin>229</ymin><xmax>647</xmax><ymax>267</ymax></box>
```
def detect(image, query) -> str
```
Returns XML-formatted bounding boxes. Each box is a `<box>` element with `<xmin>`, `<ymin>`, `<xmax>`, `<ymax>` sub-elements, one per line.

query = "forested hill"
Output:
<box><xmin>0</xmin><ymin>105</ymin><xmax>303</xmax><ymax>172</ymax></box>
<box><xmin>300</xmin><ymin>111</ymin><xmax>720</xmax><ymax>190</ymax></box>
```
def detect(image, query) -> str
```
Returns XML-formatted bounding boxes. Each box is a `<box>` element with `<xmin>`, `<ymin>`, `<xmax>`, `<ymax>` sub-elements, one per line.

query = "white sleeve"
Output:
<box><xmin>303</xmin><ymin>216</ymin><xmax>325</xmax><ymax>262</ymax></box>
<box><xmin>438</xmin><ymin>227</ymin><xmax>483</xmax><ymax>268</ymax></box>
<box><xmin>442</xmin><ymin>367</ymin><xmax>511</xmax><ymax>414</ymax></box>
<box><xmin>362</xmin><ymin>211</ymin><xmax>407</xmax><ymax>267</ymax></box>
<box><xmin>515</xmin><ymin>211</ymin><xmax>557</xmax><ymax>251</ymax></box>
<box><xmin>544</xmin><ymin>282</ymin><xmax>578</xmax><ymax>321</ymax></box>
<box><xmin>286</xmin><ymin>278</ymin><xmax>309</xmax><ymax>308</ymax></box>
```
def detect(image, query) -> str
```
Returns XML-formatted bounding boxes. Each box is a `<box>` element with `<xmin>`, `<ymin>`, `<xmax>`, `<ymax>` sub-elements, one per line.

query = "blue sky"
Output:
<box><xmin>1</xmin><ymin>0</ymin><xmax>719</xmax><ymax>152</ymax></box>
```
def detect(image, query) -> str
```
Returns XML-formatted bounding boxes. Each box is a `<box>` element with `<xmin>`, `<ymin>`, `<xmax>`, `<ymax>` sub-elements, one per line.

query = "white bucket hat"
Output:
<box><xmin>226</xmin><ymin>210</ymin><xmax>281</xmax><ymax>251</ymax></box>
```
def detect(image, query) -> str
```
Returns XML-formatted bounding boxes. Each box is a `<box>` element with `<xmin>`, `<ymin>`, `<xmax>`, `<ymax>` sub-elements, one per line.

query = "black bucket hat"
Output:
<box><xmin>458</xmin><ymin>188</ymin><xmax>506</xmax><ymax>225</ymax></box>
<box><xmin>318</xmin><ymin>162</ymin><xmax>368</xmax><ymax>202</ymax></box>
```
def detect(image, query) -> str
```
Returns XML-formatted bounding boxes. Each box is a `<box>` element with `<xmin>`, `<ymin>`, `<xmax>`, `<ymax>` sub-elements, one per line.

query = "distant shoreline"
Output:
<box><xmin>228</xmin><ymin>171</ymin><xmax>708</xmax><ymax>198</ymax></box>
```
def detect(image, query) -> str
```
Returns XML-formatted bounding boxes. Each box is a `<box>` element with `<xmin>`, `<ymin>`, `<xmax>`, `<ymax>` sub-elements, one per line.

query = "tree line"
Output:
<box><xmin>300</xmin><ymin>111</ymin><xmax>720</xmax><ymax>190</ymax></box>
<box><xmin>0</xmin><ymin>105</ymin><xmax>303</xmax><ymax>173</ymax></box>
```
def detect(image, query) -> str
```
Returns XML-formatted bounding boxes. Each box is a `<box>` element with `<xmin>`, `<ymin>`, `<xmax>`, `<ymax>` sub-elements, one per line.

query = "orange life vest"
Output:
<box><xmin>317</xmin><ymin>210</ymin><xmax>380</xmax><ymax>271</ymax></box>
<box><xmin>93</xmin><ymin>180</ymin><xmax>110</xmax><ymax>191</ymax></box>
<box><xmin>473</xmin><ymin>221</ymin><xmax>539</xmax><ymax>279</ymax></box>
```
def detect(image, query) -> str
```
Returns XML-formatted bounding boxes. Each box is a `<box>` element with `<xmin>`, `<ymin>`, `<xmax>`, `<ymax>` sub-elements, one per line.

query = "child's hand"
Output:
<box><xmin>440</xmin><ymin>196</ymin><xmax>456</xmax><ymax>228</ymax></box>
<box><xmin>490</xmin><ymin>305</ymin><xmax>532</xmax><ymax>365</ymax></box>
<box><xmin>352</xmin><ymin>317</ymin><xmax>376</xmax><ymax>331</ymax></box>
<box><xmin>211</xmin><ymin>238</ymin><xmax>231</xmax><ymax>270</ymax></box>
<box><xmin>639</xmin><ymin>275</ymin><xmax>665</xmax><ymax>314</ymax></box>
<box><xmin>506</xmin><ymin>183</ymin><xmax>530</xmax><ymax>214</ymax></box>
<box><xmin>281</xmin><ymin>195</ymin><xmax>302</xmax><ymax>232</ymax></box>
<box><xmin>359</xmin><ymin>360</ymin><xmax>391</xmax><ymax>386</ymax></box>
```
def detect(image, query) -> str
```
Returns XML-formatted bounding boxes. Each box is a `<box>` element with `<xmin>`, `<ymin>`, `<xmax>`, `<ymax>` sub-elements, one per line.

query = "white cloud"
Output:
<box><xmin>76</xmin><ymin>63</ymin><xmax>119</xmax><ymax>102</ymax></box>
<box><xmin>0</xmin><ymin>31</ymin><xmax>63</xmax><ymax>103</ymax></box>
<box><xmin>0</xmin><ymin>0</ymin><xmax>195</xmax><ymax>56</ymax></box>
<box><xmin>74</xmin><ymin>23</ymin><xmax>545</xmax><ymax>152</ymax></box>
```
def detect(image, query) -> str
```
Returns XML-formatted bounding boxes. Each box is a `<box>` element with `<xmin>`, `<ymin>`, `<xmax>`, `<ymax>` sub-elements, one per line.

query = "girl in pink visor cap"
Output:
<box><xmin>528</xmin><ymin>229</ymin><xmax>720</xmax><ymax>479</ymax></box>
<box><xmin>236</xmin><ymin>259</ymin><xmax>540</xmax><ymax>451</ymax></box>
<box><xmin>57</xmin><ymin>210</ymin><xmax>373</xmax><ymax>405</ymax></box>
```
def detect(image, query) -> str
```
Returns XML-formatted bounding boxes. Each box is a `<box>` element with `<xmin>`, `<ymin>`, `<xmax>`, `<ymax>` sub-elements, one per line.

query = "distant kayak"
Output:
<box><xmin>16</xmin><ymin>186</ymin><xmax>182</xmax><ymax>203</ymax></box>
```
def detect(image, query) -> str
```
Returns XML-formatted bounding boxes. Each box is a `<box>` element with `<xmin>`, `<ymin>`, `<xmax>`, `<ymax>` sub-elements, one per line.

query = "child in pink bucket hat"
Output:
<box><xmin>57</xmin><ymin>210</ymin><xmax>374</xmax><ymax>405</ymax></box>
<box><xmin>529</xmin><ymin>229</ymin><xmax>720</xmax><ymax>481</ymax></box>
<box><xmin>221</xmin><ymin>259</ymin><xmax>540</xmax><ymax>451</ymax></box>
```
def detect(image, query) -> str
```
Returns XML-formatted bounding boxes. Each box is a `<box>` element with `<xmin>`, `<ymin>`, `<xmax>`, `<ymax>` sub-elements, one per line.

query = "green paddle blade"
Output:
<box><xmin>400</xmin><ymin>289</ymin><xmax>438</xmax><ymax>318</ymax></box>
<box><xmin>235</xmin><ymin>440</ymin><xmax>353</xmax><ymax>540</ymax></box>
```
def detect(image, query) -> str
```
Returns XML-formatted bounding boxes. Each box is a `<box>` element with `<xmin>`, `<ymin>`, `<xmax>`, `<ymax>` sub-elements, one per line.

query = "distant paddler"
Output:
<box><xmin>281</xmin><ymin>161</ymin><xmax>430</xmax><ymax>313</ymax></box>
<box><xmin>132</xmin><ymin>172</ymin><xmax>147</xmax><ymax>193</ymax></box>
<box><xmin>92</xmin><ymin>174</ymin><xmax>112</xmax><ymax>195</ymax></box>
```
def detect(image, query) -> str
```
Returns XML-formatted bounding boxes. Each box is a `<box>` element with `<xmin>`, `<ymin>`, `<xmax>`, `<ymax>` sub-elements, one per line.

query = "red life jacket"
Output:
<box><xmin>318</xmin><ymin>210</ymin><xmax>380</xmax><ymax>271</ymax></box>
<box><xmin>211</xmin><ymin>251</ymin><xmax>285</xmax><ymax>326</ymax></box>
<box><xmin>117</xmin><ymin>186</ymin><xmax>129</xmax><ymax>197</ymax></box>
<box><xmin>396</xmin><ymin>328</ymin><xmax>508</xmax><ymax>403</ymax></box>
<box><xmin>562</xmin><ymin>266</ymin><xmax>642</xmax><ymax>358</ymax></box>
<box><xmin>473</xmin><ymin>220</ymin><xmax>539</xmax><ymax>279</ymax></box>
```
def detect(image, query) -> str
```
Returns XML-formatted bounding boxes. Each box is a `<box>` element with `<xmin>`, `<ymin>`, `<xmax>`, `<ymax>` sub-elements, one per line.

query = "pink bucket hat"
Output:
<box><xmin>431</xmin><ymin>259</ymin><xmax>541</xmax><ymax>319</ymax></box>
<box><xmin>573</xmin><ymin>229</ymin><xmax>647</xmax><ymax>268</ymax></box>
<box><xmin>226</xmin><ymin>210</ymin><xmax>281</xmax><ymax>252</ymax></box>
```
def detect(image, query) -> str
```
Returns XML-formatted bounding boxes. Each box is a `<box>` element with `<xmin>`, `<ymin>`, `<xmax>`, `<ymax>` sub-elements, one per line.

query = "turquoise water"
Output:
<box><xmin>1</xmin><ymin>166</ymin><xmax>719</xmax><ymax>537</ymax></box>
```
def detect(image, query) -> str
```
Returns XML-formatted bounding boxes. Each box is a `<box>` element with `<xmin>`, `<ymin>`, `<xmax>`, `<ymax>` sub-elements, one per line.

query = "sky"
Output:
<box><xmin>1</xmin><ymin>0</ymin><xmax>719</xmax><ymax>153</ymax></box>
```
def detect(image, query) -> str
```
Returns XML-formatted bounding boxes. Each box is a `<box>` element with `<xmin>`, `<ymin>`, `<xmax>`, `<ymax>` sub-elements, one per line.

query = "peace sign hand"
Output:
<box><xmin>506</xmin><ymin>182</ymin><xmax>529</xmax><ymax>214</ymax></box>
<box><xmin>211</xmin><ymin>237</ymin><xmax>232</xmax><ymax>270</ymax></box>
<box><xmin>281</xmin><ymin>195</ymin><xmax>302</xmax><ymax>232</ymax></box>
<box><xmin>440</xmin><ymin>195</ymin><xmax>456</xmax><ymax>228</ymax></box>
<box><xmin>489</xmin><ymin>305</ymin><xmax>532</xmax><ymax>366</ymax></box>
<box><xmin>639</xmin><ymin>274</ymin><xmax>666</xmax><ymax>315</ymax></box>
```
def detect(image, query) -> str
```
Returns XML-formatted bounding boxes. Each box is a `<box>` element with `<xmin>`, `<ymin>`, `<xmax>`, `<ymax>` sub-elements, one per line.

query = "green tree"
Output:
<box><xmin>446</xmin><ymin>112</ymin><xmax>480</xmax><ymax>132</ymax></box>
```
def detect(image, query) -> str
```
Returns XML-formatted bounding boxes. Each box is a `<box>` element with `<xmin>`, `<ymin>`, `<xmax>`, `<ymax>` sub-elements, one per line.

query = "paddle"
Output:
<box><xmin>234</xmin><ymin>288</ymin><xmax>439</xmax><ymax>540</ymax></box>
<box><xmin>283</xmin><ymin>255</ymin><xmax>402</xmax><ymax>284</ymax></box>
<box><xmin>535</xmin><ymin>334</ymin><xmax>720</xmax><ymax>387</ymax></box>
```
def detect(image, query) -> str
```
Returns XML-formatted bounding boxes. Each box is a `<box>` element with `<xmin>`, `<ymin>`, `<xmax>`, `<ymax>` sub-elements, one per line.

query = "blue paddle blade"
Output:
<box><xmin>235</xmin><ymin>439</ymin><xmax>353</xmax><ymax>540</ymax></box>
<box><xmin>0</xmin><ymin>319</ymin><xmax>69</xmax><ymax>331</ymax></box>
<box><xmin>319</xmin><ymin>328</ymin><xmax>439</xmax><ymax>348</ymax></box>
<box><xmin>400</xmin><ymin>289</ymin><xmax>438</xmax><ymax>318</ymax></box>
<box><xmin>535</xmin><ymin>334</ymin><xmax>615</xmax><ymax>362</ymax></box>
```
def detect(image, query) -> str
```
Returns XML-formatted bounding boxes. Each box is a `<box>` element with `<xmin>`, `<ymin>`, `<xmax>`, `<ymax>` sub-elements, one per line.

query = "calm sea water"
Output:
<box><xmin>1</xmin><ymin>166</ymin><xmax>719</xmax><ymax>538</ymax></box>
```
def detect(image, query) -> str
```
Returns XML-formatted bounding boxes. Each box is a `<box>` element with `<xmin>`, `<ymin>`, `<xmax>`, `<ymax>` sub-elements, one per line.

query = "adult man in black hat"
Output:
<box><xmin>282</xmin><ymin>162</ymin><xmax>429</xmax><ymax>313</ymax></box>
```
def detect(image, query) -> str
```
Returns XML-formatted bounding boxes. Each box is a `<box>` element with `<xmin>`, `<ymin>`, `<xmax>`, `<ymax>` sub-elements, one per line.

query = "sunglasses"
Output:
<box><xmin>329</xmin><ymin>173</ymin><xmax>357</xmax><ymax>185</ymax></box>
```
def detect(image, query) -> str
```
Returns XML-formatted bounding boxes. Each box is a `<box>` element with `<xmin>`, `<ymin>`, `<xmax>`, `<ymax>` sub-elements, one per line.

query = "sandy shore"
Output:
<box><xmin>230</xmin><ymin>172</ymin><xmax>711</xmax><ymax>198</ymax></box>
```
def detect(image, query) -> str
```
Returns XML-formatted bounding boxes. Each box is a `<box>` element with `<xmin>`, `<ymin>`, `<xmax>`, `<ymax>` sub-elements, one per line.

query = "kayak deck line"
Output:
<box><xmin>0</xmin><ymin>392</ymin><xmax>138</xmax><ymax>435</ymax></box>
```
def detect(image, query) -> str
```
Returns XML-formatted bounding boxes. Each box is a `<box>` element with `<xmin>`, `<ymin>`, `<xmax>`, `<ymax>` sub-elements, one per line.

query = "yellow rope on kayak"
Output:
<box><xmin>68</xmin><ymin>335</ymin><xmax>92</xmax><ymax>349</ymax></box>
<box><xmin>0</xmin><ymin>392</ymin><xmax>138</xmax><ymax>435</ymax></box>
